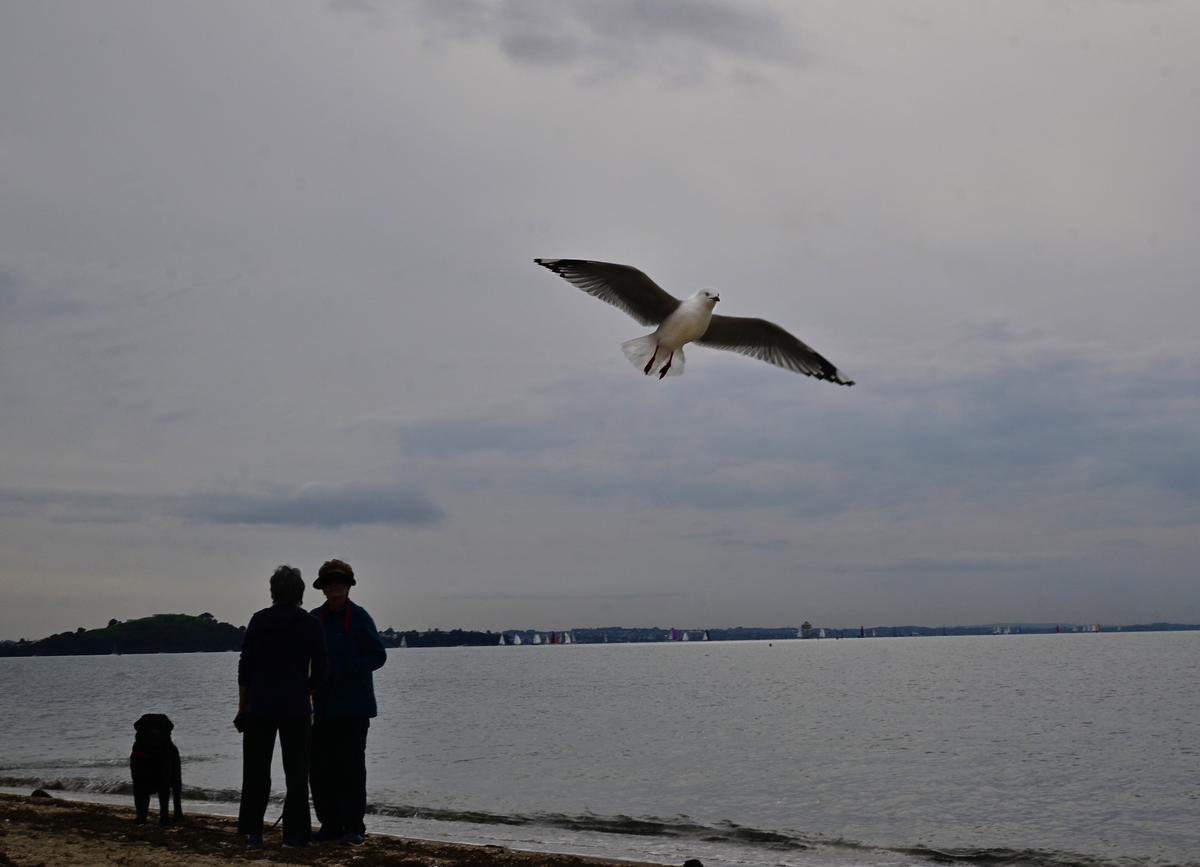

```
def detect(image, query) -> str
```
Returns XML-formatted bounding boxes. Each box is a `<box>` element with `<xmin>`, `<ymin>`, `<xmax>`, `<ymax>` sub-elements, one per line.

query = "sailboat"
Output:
<box><xmin>702</xmin><ymin>630</ymin><xmax>710</xmax><ymax>641</ymax></box>
<box><xmin>681</xmin><ymin>631</ymin><xmax>690</xmax><ymax>642</ymax></box>
<box><xmin>498</xmin><ymin>634</ymin><xmax>505</xmax><ymax>646</ymax></box>
<box><xmin>399</xmin><ymin>635</ymin><xmax>408</xmax><ymax>648</ymax></box>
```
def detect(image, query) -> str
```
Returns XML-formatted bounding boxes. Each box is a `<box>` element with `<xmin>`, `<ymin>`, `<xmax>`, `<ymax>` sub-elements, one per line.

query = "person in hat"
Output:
<box><xmin>308</xmin><ymin>558</ymin><xmax>387</xmax><ymax>845</ymax></box>
<box><xmin>236</xmin><ymin>564</ymin><xmax>328</xmax><ymax>848</ymax></box>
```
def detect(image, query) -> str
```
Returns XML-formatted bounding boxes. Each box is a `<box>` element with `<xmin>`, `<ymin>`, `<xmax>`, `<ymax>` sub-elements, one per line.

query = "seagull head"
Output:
<box><xmin>698</xmin><ymin>289</ymin><xmax>720</xmax><ymax>307</ymax></box>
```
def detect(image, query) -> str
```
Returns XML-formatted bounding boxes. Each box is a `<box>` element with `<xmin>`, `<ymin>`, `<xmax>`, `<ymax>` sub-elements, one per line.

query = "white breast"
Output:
<box><xmin>656</xmin><ymin>297</ymin><xmax>714</xmax><ymax>349</ymax></box>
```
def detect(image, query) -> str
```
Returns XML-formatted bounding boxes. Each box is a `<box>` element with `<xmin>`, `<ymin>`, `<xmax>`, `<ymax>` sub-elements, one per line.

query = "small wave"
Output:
<box><xmin>900</xmin><ymin>845</ymin><xmax>1156</xmax><ymax>867</ymax></box>
<box><xmin>369</xmin><ymin>803</ymin><xmax>810</xmax><ymax>849</ymax></box>
<box><xmin>0</xmin><ymin>754</ymin><xmax>219</xmax><ymax>772</ymax></box>
<box><xmin>368</xmin><ymin>803</ymin><xmax>1178</xmax><ymax>867</ymax></box>
<box><xmin>0</xmin><ymin>774</ymin><xmax>242</xmax><ymax>804</ymax></box>
<box><xmin>0</xmin><ymin>778</ymin><xmax>1178</xmax><ymax>867</ymax></box>
<box><xmin>0</xmin><ymin>775</ymin><xmax>131</xmax><ymax>796</ymax></box>
<box><xmin>0</xmin><ymin>758</ymin><xmax>125</xmax><ymax>771</ymax></box>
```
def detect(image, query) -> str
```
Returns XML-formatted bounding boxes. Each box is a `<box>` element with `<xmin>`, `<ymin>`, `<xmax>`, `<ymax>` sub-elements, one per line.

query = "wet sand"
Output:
<box><xmin>0</xmin><ymin>793</ymin><xmax>670</xmax><ymax>867</ymax></box>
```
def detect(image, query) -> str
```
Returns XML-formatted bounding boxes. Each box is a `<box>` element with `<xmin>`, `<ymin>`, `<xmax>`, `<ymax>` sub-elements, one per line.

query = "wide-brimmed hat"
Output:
<box><xmin>314</xmin><ymin>558</ymin><xmax>356</xmax><ymax>589</ymax></box>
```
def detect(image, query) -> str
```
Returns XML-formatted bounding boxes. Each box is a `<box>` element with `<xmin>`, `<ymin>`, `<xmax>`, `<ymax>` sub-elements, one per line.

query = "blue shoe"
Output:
<box><xmin>282</xmin><ymin>837</ymin><xmax>308</xmax><ymax>848</ymax></box>
<box><xmin>245</xmin><ymin>834</ymin><xmax>264</xmax><ymax>847</ymax></box>
<box><xmin>341</xmin><ymin>832</ymin><xmax>365</xmax><ymax>845</ymax></box>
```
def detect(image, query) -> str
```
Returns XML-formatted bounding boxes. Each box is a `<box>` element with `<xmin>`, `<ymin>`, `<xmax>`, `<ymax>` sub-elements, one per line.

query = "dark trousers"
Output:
<box><xmin>238</xmin><ymin>716</ymin><xmax>312</xmax><ymax>841</ymax></box>
<box><xmin>310</xmin><ymin>716</ymin><xmax>370</xmax><ymax>835</ymax></box>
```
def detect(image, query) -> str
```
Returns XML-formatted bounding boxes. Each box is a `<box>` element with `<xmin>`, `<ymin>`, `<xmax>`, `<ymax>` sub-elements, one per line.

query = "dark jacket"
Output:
<box><xmin>309</xmin><ymin>599</ymin><xmax>387</xmax><ymax>720</ymax></box>
<box><xmin>238</xmin><ymin>604</ymin><xmax>328</xmax><ymax>721</ymax></box>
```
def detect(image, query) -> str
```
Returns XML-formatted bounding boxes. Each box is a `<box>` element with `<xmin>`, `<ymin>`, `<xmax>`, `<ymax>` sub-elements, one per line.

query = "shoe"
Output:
<box><xmin>245</xmin><ymin>834</ymin><xmax>264</xmax><ymax>847</ymax></box>
<box><xmin>282</xmin><ymin>837</ymin><xmax>308</xmax><ymax>848</ymax></box>
<box><xmin>313</xmin><ymin>826</ymin><xmax>344</xmax><ymax>842</ymax></box>
<box><xmin>341</xmin><ymin>832</ymin><xmax>366</xmax><ymax>845</ymax></box>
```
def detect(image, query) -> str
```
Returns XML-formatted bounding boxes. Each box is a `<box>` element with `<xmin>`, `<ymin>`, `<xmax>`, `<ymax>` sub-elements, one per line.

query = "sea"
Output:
<box><xmin>1</xmin><ymin>631</ymin><xmax>1197</xmax><ymax>867</ymax></box>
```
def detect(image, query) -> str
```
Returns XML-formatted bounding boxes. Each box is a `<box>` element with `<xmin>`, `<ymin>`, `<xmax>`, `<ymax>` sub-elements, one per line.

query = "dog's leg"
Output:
<box><xmin>134</xmin><ymin>787</ymin><xmax>149</xmax><ymax>824</ymax></box>
<box><xmin>158</xmin><ymin>786</ymin><xmax>171</xmax><ymax>825</ymax></box>
<box><xmin>172</xmin><ymin>747</ymin><xmax>183</xmax><ymax>821</ymax></box>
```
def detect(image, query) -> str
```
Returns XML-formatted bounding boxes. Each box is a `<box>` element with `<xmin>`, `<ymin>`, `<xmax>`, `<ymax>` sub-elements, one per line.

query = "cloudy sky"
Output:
<box><xmin>2</xmin><ymin>1</ymin><xmax>1198</xmax><ymax>639</ymax></box>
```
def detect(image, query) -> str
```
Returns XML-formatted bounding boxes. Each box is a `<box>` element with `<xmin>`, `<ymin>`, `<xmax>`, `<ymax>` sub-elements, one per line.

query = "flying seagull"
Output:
<box><xmin>534</xmin><ymin>258</ymin><xmax>855</xmax><ymax>385</ymax></box>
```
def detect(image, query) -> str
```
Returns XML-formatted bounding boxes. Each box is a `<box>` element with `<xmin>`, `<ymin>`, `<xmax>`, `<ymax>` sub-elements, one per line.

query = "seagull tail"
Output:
<box><xmin>621</xmin><ymin>334</ymin><xmax>685</xmax><ymax>378</ymax></box>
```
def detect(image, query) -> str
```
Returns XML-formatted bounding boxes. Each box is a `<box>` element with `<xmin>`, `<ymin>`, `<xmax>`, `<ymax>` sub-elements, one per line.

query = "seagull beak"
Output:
<box><xmin>712</xmin><ymin>294</ymin><xmax>720</xmax><ymax>303</ymax></box>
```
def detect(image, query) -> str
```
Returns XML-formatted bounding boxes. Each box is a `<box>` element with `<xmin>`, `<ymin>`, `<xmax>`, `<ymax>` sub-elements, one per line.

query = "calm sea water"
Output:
<box><xmin>1</xmin><ymin>632</ymin><xmax>1197</xmax><ymax>867</ymax></box>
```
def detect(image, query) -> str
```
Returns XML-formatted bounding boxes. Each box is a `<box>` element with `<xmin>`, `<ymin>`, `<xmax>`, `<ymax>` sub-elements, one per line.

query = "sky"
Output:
<box><xmin>1</xmin><ymin>0</ymin><xmax>1198</xmax><ymax>639</ymax></box>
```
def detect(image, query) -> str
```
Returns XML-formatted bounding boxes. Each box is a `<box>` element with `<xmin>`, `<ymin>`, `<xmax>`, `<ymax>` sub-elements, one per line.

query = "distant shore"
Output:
<box><xmin>2</xmin><ymin>612</ymin><xmax>1197</xmax><ymax>657</ymax></box>
<box><xmin>0</xmin><ymin>793</ymin><xmax>667</xmax><ymax>867</ymax></box>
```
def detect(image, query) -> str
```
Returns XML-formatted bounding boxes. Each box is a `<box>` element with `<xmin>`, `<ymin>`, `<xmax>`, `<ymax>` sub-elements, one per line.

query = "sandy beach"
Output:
<box><xmin>0</xmin><ymin>793</ymin><xmax>670</xmax><ymax>867</ymax></box>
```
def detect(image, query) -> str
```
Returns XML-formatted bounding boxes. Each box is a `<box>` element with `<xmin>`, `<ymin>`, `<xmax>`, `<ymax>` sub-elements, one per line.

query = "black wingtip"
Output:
<box><xmin>817</xmin><ymin>359</ymin><xmax>855</xmax><ymax>387</ymax></box>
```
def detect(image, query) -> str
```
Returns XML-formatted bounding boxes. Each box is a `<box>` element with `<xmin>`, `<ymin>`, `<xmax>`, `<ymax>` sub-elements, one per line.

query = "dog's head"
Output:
<box><xmin>133</xmin><ymin>713</ymin><xmax>174</xmax><ymax>742</ymax></box>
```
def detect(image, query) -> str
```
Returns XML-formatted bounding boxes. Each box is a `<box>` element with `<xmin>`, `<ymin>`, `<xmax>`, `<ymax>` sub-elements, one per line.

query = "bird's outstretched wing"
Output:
<box><xmin>535</xmin><ymin>259</ymin><xmax>680</xmax><ymax>326</ymax></box>
<box><xmin>698</xmin><ymin>314</ymin><xmax>855</xmax><ymax>385</ymax></box>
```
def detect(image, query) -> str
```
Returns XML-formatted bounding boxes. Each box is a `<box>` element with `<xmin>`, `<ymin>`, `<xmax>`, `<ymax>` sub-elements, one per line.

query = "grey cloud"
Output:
<box><xmin>0</xmin><ymin>488</ymin><xmax>149</xmax><ymax>525</ymax></box>
<box><xmin>362</xmin><ymin>0</ymin><xmax>799</xmax><ymax>76</ymax></box>
<box><xmin>444</xmin><ymin>589</ymin><xmax>684</xmax><ymax>601</ymax></box>
<box><xmin>0</xmin><ymin>267</ymin><xmax>88</xmax><ymax>320</ymax></box>
<box><xmin>836</xmin><ymin>554</ymin><xmax>1061</xmax><ymax>576</ymax></box>
<box><xmin>0</xmin><ymin>483</ymin><xmax>445</xmax><ymax>529</ymax></box>
<box><xmin>394</xmin><ymin>346</ymin><xmax>1200</xmax><ymax>529</ymax></box>
<box><xmin>400</xmin><ymin>417</ymin><xmax>573</xmax><ymax>456</ymax></box>
<box><xmin>682</xmin><ymin>528</ymin><xmax>789</xmax><ymax>551</ymax></box>
<box><xmin>0</xmin><ymin>268</ymin><xmax>18</xmax><ymax>300</ymax></box>
<box><xmin>172</xmin><ymin>484</ymin><xmax>445</xmax><ymax>528</ymax></box>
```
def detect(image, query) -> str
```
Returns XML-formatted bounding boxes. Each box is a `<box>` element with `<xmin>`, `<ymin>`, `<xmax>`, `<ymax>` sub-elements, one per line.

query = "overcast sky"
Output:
<box><xmin>2</xmin><ymin>1</ymin><xmax>1198</xmax><ymax>639</ymax></box>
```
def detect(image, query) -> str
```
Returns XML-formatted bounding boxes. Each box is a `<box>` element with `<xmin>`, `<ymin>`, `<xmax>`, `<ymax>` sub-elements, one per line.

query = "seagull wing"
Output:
<box><xmin>698</xmin><ymin>314</ymin><xmax>855</xmax><ymax>385</ymax></box>
<box><xmin>535</xmin><ymin>259</ymin><xmax>680</xmax><ymax>326</ymax></box>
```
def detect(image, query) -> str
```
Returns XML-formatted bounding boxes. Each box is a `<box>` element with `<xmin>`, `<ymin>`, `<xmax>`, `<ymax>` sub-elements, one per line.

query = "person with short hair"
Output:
<box><xmin>308</xmin><ymin>558</ymin><xmax>388</xmax><ymax>845</ymax></box>
<box><xmin>236</xmin><ymin>565</ymin><xmax>328</xmax><ymax>848</ymax></box>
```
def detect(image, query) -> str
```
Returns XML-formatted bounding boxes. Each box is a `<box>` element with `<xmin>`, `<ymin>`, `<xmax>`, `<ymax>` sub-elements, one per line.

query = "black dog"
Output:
<box><xmin>129</xmin><ymin>713</ymin><xmax>183</xmax><ymax>825</ymax></box>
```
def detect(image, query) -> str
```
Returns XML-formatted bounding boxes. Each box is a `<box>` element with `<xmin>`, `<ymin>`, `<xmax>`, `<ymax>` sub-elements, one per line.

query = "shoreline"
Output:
<box><xmin>0</xmin><ymin>793</ymin><xmax>672</xmax><ymax>867</ymax></box>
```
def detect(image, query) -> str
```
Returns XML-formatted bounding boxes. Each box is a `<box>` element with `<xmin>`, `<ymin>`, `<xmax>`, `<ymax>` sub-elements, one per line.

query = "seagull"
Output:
<box><xmin>534</xmin><ymin>258</ymin><xmax>855</xmax><ymax>385</ymax></box>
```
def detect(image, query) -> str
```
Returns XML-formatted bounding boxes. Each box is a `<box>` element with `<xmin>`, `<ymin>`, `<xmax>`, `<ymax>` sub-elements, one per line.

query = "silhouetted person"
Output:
<box><xmin>309</xmin><ymin>559</ymin><xmax>387</xmax><ymax>845</ymax></box>
<box><xmin>236</xmin><ymin>565</ymin><xmax>327</xmax><ymax>848</ymax></box>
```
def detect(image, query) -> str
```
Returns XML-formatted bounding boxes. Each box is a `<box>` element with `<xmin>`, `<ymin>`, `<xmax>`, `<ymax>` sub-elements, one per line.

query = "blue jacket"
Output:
<box><xmin>309</xmin><ymin>599</ymin><xmax>387</xmax><ymax>719</ymax></box>
<box><xmin>239</xmin><ymin>604</ymin><xmax>328</xmax><ymax>721</ymax></box>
